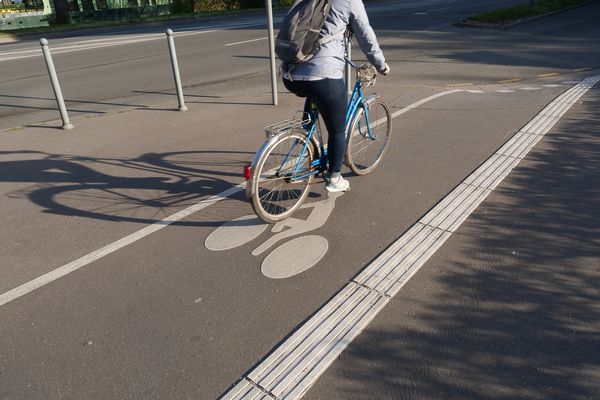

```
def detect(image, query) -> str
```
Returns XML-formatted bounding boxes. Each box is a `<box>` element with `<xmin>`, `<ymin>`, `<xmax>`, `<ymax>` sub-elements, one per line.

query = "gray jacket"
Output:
<box><xmin>282</xmin><ymin>0</ymin><xmax>386</xmax><ymax>81</ymax></box>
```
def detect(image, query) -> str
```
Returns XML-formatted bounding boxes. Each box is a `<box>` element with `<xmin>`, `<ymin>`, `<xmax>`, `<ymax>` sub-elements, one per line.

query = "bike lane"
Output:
<box><xmin>0</xmin><ymin>79</ymin><xmax>583</xmax><ymax>399</ymax></box>
<box><xmin>304</xmin><ymin>82</ymin><xmax>600</xmax><ymax>399</ymax></box>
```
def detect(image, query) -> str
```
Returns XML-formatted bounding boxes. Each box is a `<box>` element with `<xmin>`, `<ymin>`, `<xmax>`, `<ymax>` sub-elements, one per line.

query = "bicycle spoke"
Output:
<box><xmin>251</xmin><ymin>131</ymin><xmax>315</xmax><ymax>221</ymax></box>
<box><xmin>346</xmin><ymin>100</ymin><xmax>391</xmax><ymax>175</ymax></box>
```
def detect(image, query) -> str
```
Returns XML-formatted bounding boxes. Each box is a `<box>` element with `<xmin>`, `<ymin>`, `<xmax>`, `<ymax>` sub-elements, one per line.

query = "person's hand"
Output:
<box><xmin>380</xmin><ymin>63</ymin><xmax>391</xmax><ymax>76</ymax></box>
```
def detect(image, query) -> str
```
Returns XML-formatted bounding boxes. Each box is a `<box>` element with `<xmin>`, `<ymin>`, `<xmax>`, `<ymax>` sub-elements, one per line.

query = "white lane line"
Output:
<box><xmin>0</xmin><ymin>19</ymin><xmax>275</xmax><ymax>63</ymax></box>
<box><xmin>225</xmin><ymin>37</ymin><xmax>268</xmax><ymax>47</ymax></box>
<box><xmin>391</xmin><ymin>89</ymin><xmax>462</xmax><ymax>118</ymax></box>
<box><xmin>0</xmin><ymin>89</ymin><xmax>462</xmax><ymax>308</ymax></box>
<box><xmin>0</xmin><ymin>33</ymin><xmax>170</xmax><ymax>56</ymax></box>
<box><xmin>0</xmin><ymin>184</ymin><xmax>244</xmax><ymax>307</ymax></box>
<box><xmin>426</xmin><ymin>6</ymin><xmax>452</xmax><ymax>12</ymax></box>
<box><xmin>222</xmin><ymin>76</ymin><xmax>600</xmax><ymax>400</ymax></box>
<box><xmin>0</xmin><ymin>32</ymin><xmax>218</xmax><ymax>62</ymax></box>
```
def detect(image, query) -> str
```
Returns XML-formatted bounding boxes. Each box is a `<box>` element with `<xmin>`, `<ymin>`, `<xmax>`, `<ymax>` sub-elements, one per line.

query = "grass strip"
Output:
<box><xmin>466</xmin><ymin>0</ymin><xmax>590</xmax><ymax>23</ymax></box>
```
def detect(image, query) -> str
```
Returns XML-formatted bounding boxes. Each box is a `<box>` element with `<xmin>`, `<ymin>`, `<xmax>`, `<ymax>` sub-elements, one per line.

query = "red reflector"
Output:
<box><xmin>244</xmin><ymin>165</ymin><xmax>252</xmax><ymax>180</ymax></box>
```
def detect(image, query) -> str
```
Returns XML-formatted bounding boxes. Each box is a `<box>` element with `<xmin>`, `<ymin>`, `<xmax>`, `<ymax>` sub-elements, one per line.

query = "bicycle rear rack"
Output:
<box><xmin>264</xmin><ymin>112</ymin><xmax>311</xmax><ymax>138</ymax></box>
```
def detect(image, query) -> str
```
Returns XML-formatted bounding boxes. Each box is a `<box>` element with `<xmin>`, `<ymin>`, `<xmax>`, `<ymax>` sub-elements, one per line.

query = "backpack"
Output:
<box><xmin>275</xmin><ymin>0</ymin><xmax>333</xmax><ymax>64</ymax></box>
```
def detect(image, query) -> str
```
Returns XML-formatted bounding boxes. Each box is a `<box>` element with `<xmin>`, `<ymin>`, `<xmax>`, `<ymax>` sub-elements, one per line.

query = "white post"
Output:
<box><xmin>40</xmin><ymin>38</ymin><xmax>73</xmax><ymax>130</ymax></box>
<box><xmin>166</xmin><ymin>29</ymin><xmax>188</xmax><ymax>111</ymax></box>
<box><xmin>266</xmin><ymin>0</ymin><xmax>278</xmax><ymax>106</ymax></box>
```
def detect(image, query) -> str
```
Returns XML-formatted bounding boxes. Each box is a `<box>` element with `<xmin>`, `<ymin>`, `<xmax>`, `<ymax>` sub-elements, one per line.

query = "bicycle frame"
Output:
<box><xmin>287</xmin><ymin>78</ymin><xmax>378</xmax><ymax>181</ymax></box>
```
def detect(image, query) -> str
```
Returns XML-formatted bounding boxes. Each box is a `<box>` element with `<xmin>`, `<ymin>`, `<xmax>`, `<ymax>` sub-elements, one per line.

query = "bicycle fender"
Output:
<box><xmin>245</xmin><ymin>135</ymin><xmax>287</xmax><ymax>198</ymax></box>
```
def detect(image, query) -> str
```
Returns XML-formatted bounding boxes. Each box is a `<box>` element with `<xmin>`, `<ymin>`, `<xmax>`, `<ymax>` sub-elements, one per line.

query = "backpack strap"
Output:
<box><xmin>317</xmin><ymin>27</ymin><xmax>347</xmax><ymax>47</ymax></box>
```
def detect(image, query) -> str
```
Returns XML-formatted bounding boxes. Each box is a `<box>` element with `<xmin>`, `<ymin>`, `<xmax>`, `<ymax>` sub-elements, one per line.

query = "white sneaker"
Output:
<box><xmin>325</xmin><ymin>175</ymin><xmax>350</xmax><ymax>192</ymax></box>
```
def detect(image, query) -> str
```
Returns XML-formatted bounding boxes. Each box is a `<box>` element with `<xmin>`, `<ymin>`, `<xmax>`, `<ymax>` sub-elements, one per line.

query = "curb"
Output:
<box><xmin>0</xmin><ymin>33</ymin><xmax>18</xmax><ymax>43</ymax></box>
<box><xmin>454</xmin><ymin>0</ymin><xmax>599</xmax><ymax>29</ymax></box>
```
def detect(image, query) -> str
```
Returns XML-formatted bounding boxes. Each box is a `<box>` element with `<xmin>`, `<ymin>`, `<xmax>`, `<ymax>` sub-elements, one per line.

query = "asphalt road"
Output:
<box><xmin>1</xmin><ymin>0</ymin><xmax>529</xmax><ymax>131</ymax></box>
<box><xmin>0</xmin><ymin>0</ymin><xmax>599</xmax><ymax>399</ymax></box>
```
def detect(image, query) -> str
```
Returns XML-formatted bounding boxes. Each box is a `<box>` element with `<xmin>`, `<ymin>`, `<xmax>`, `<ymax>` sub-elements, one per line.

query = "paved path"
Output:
<box><xmin>305</xmin><ymin>79</ymin><xmax>600</xmax><ymax>400</ymax></box>
<box><xmin>0</xmin><ymin>1</ymin><xmax>599</xmax><ymax>399</ymax></box>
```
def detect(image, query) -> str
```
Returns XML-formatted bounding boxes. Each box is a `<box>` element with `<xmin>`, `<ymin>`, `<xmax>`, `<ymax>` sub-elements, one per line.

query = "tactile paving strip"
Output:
<box><xmin>220</xmin><ymin>75</ymin><xmax>600</xmax><ymax>400</ymax></box>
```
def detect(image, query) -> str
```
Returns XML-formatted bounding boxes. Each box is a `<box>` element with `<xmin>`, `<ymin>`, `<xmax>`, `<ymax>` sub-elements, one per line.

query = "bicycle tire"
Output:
<box><xmin>251</xmin><ymin>131</ymin><xmax>315</xmax><ymax>223</ymax></box>
<box><xmin>345</xmin><ymin>99</ymin><xmax>392</xmax><ymax>175</ymax></box>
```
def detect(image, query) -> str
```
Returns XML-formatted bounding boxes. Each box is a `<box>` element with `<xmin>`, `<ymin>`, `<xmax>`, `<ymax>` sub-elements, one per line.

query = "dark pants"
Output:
<box><xmin>282</xmin><ymin>78</ymin><xmax>347</xmax><ymax>174</ymax></box>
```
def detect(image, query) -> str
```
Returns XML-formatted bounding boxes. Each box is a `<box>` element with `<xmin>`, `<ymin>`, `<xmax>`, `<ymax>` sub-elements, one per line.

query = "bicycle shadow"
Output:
<box><xmin>0</xmin><ymin>149</ymin><xmax>260</xmax><ymax>226</ymax></box>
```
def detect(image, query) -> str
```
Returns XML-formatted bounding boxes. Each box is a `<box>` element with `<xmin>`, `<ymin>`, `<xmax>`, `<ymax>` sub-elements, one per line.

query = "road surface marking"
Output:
<box><xmin>0</xmin><ymin>184</ymin><xmax>244</xmax><ymax>307</ymax></box>
<box><xmin>391</xmin><ymin>89</ymin><xmax>462</xmax><ymax>118</ymax></box>
<box><xmin>426</xmin><ymin>7</ymin><xmax>452</xmax><ymax>12</ymax></box>
<box><xmin>222</xmin><ymin>76</ymin><xmax>600</xmax><ymax>400</ymax></box>
<box><xmin>225</xmin><ymin>37</ymin><xmax>268</xmax><ymax>47</ymax></box>
<box><xmin>445</xmin><ymin>82</ymin><xmax>473</xmax><ymax>87</ymax></box>
<box><xmin>0</xmin><ymin>20</ymin><xmax>278</xmax><ymax>62</ymax></box>
<box><xmin>0</xmin><ymin>89</ymin><xmax>462</xmax><ymax>308</ymax></box>
<box><xmin>499</xmin><ymin>78</ymin><xmax>521</xmax><ymax>84</ymax></box>
<box><xmin>538</xmin><ymin>72</ymin><xmax>560</xmax><ymax>78</ymax></box>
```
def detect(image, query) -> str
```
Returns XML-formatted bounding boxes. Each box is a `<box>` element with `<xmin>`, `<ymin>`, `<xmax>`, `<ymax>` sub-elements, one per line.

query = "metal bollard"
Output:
<box><xmin>166</xmin><ymin>29</ymin><xmax>188</xmax><ymax>112</ymax></box>
<box><xmin>40</xmin><ymin>38</ymin><xmax>73</xmax><ymax>130</ymax></box>
<box><xmin>266</xmin><ymin>0</ymin><xmax>278</xmax><ymax>106</ymax></box>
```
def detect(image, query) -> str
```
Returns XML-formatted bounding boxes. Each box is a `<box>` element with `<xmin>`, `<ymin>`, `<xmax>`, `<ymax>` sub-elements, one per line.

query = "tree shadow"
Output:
<box><xmin>312</xmin><ymin>90</ymin><xmax>600</xmax><ymax>398</ymax></box>
<box><xmin>1</xmin><ymin>148</ymin><xmax>256</xmax><ymax>226</ymax></box>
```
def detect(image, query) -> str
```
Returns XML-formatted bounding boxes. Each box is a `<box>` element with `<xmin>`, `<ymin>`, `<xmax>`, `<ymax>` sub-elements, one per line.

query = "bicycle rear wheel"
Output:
<box><xmin>251</xmin><ymin>131</ymin><xmax>315</xmax><ymax>223</ymax></box>
<box><xmin>345</xmin><ymin>99</ymin><xmax>392</xmax><ymax>175</ymax></box>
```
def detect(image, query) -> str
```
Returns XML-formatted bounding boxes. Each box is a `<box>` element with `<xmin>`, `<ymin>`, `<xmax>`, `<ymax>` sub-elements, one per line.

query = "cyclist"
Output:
<box><xmin>281</xmin><ymin>0</ymin><xmax>390</xmax><ymax>193</ymax></box>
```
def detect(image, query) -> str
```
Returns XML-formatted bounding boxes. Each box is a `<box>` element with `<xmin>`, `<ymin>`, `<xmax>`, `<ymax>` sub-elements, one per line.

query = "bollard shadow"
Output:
<box><xmin>185</xmin><ymin>100</ymin><xmax>273</xmax><ymax>106</ymax></box>
<box><xmin>0</xmin><ymin>94</ymin><xmax>149</xmax><ymax>109</ymax></box>
<box><xmin>22</xmin><ymin>124</ymin><xmax>69</xmax><ymax>130</ymax></box>
<box><xmin>233</xmin><ymin>55</ymin><xmax>269</xmax><ymax>60</ymax></box>
<box><xmin>132</xmin><ymin>90</ymin><xmax>220</xmax><ymax>99</ymax></box>
<box><xmin>131</xmin><ymin>90</ymin><xmax>271</xmax><ymax>107</ymax></box>
<box><xmin>0</xmin><ymin>103</ymin><xmax>105</xmax><ymax>114</ymax></box>
<box><xmin>1</xmin><ymin>149</ymin><xmax>256</xmax><ymax>226</ymax></box>
<box><xmin>306</xmin><ymin>90</ymin><xmax>600</xmax><ymax>399</ymax></box>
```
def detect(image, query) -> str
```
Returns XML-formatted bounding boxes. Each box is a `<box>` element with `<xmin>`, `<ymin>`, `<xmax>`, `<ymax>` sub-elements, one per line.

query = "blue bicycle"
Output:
<box><xmin>246</xmin><ymin>61</ymin><xmax>392</xmax><ymax>223</ymax></box>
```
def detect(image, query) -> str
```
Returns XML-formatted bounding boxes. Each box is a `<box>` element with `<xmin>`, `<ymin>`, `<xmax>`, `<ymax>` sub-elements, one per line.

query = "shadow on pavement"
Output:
<box><xmin>1</xmin><ymin>149</ymin><xmax>254</xmax><ymax>225</ymax></box>
<box><xmin>308</xmin><ymin>90</ymin><xmax>600</xmax><ymax>399</ymax></box>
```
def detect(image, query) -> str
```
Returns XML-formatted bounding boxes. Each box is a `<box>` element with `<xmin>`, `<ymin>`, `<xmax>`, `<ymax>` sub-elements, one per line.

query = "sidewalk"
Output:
<box><xmin>304</xmin><ymin>82</ymin><xmax>600</xmax><ymax>399</ymax></box>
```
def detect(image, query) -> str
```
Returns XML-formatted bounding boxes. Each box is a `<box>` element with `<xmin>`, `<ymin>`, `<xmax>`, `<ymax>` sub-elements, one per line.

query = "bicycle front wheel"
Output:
<box><xmin>251</xmin><ymin>131</ymin><xmax>315</xmax><ymax>223</ymax></box>
<box><xmin>346</xmin><ymin>99</ymin><xmax>392</xmax><ymax>175</ymax></box>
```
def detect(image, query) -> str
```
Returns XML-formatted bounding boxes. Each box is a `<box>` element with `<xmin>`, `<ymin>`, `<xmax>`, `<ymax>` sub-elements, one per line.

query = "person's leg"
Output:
<box><xmin>283</xmin><ymin>78</ymin><xmax>349</xmax><ymax>191</ymax></box>
<box><xmin>283</xmin><ymin>78</ymin><xmax>313</xmax><ymax>123</ymax></box>
<box><xmin>310</xmin><ymin>79</ymin><xmax>347</xmax><ymax>175</ymax></box>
